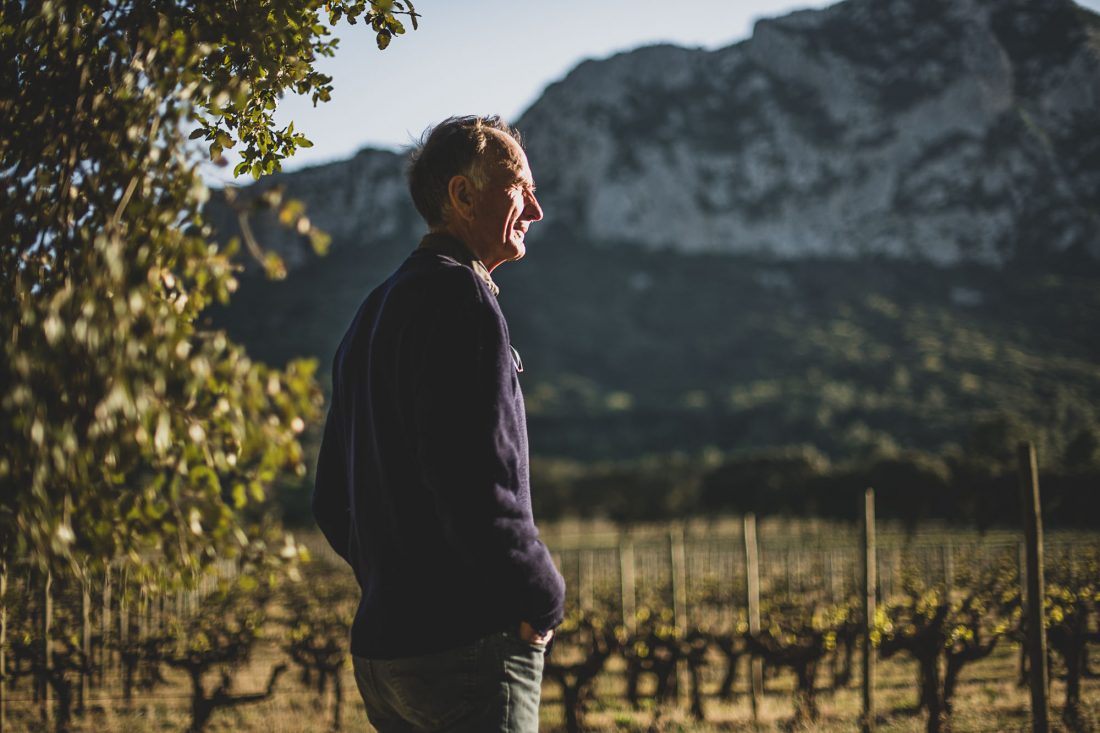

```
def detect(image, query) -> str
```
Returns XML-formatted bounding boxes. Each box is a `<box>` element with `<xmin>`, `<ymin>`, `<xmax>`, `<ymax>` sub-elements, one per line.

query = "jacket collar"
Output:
<box><xmin>417</xmin><ymin>232</ymin><xmax>500</xmax><ymax>297</ymax></box>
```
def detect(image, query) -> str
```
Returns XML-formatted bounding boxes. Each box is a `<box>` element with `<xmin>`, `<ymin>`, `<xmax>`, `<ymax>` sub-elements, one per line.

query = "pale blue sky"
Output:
<box><xmin>205</xmin><ymin>0</ymin><xmax>1100</xmax><ymax>183</ymax></box>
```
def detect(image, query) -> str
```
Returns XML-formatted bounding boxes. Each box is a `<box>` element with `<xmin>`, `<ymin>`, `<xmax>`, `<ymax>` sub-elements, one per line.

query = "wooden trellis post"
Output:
<box><xmin>725</xmin><ymin>542</ymin><xmax>737</xmax><ymax>630</ymax></box>
<box><xmin>743</xmin><ymin>513</ymin><xmax>763</xmax><ymax>721</ymax></box>
<box><xmin>1</xmin><ymin>560</ymin><xmax>7</xmax><ymax>733</ymax></box>
<box><xmin>620</xmin><ymin>537</ymin><xmax>636</xmax><ymax>635</ymax></box>
<box><xmin>42</xmin><ymin>570</ymin><xmax>52</xmax><ymax>726</ymax></box>
<box><xmin>579</xmin><ymin>550</ymin><xmax>594</xmax><ymax>611</ymax></box>
<box><xmin>784</xmin><ymin>547</ymin><xmax>793</xmax><ymax>597</ymax></box>
<box><xmin>80</xmin><ymin>566</ymin><xmax>91</xmax><ymax>715</ymax></box>
<box><xmin>118</xmin><ymin>564</ymin><xmax>129</xmax><ymax>680</ymax></box>
<box><xmin>1018</xmin><ymin>441</ymin><xmax>1050</xmax><ymax>733</ymax></box>
<box><xmin>157</xmin><ymin>574</ymin><xmax>167</xmax><ymax>634</ymax></box>
<box><xmin>830</xmin><ymin>549</ymin><xmax>844</xmax><ymax>602</ymax></box>
<box><xmin>138</xmin><ymin>581</ymin><xmax>148</xmax><ymax>643</ymax></box>
<box><xmin>943</xmin><ymin>540</ymin><xmax>954</xmax><ymax>590</ymax></box>
<box><xmin>670</xmin><ymin>526</ymin><xmax>687</xmax><ymax>635</ymax></box>
<box><xmin>861</xmin><ymin>489</ymin><xmax>876</xmax><ymax>733</ymax></box>
<box><xmin>101</xmin><ymin>564</ymin><xmax>112</xmax><ymax>680</ymax></box>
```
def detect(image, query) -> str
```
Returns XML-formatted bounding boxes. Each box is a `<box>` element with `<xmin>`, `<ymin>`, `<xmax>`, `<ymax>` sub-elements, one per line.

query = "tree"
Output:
<box><xmin>863</xmin><ymin>451</ymin><xmax>952</xmax><ymax>530</ymax></box>
<box><xmin>0</xmin><ymin>0</ymin><xmax>417</xmax><ymax>573</ymax></box>
<box><xmin>1063</xmin><ymin>425</ymin><xmax>1100</xmax><ymax>471</ymax></box>
<box><xmin>699</xmin><ymin>446</ymin><xmax>829</xmax><ymax>516</ymax></box>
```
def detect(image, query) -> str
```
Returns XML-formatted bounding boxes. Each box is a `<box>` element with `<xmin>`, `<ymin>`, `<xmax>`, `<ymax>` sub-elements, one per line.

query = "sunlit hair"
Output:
<box><xmin>407</xmin><ymin>115</ymin><xmax>523</xmax><ymax>228</ymax></box>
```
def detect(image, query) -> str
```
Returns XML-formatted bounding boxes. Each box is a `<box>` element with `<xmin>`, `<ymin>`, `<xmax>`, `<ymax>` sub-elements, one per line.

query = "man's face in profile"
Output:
<box><xmin>465</xmin><ymin>132</ymin><xmax>544</xmax><ymax>272</ymax></box>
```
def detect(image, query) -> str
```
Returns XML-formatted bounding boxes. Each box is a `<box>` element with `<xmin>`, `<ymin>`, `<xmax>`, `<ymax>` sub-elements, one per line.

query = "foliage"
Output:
<box><xmin>698</xmin><ymin>446</ymin><xmax>830</xmax><ymax>517</ymax></box>
<box><xmin>279</xmin><ymin>561</ymin><xmax>355</xmax><ymax>729</ymax></box>
<box><xmin>215</xmin><ymin>229</ymin><xmax>1100</xmax><ymax>527</ymax></box>
<box><xmin>877</xmin><ymin>562</ymin><xmax>1017</xmax><ymax>733</ymax></box>
<box><xmin>2</xmin><ymin>570</ymin><xmax>93</xmax><ymax>729</ymax></box>
<box><xmin>1044</xmin><ymin>550</ymin><xmax>1100</xmax><ymax>728</ymax></box>
<box><xmin>216</xmin><ymin>222</ymin><xmax>1100</xmax><ymax>469</ymax></box>
<box><xmin>1064</xmin><ymin>425</ymin><xmax>1100</xmax><ymax>472</ymax></box>
<box><xmin>527</xmin><ymin>440</ymin><xmax>1100</xmax><ymax>528</ymax></box>
<box><xmin>0</xmin><ymin>0</ymin><xmax>415</xmax><ymax>571</ymax></box>
<box><xmin>544</xmin><ymin>608</ymin><xmax>622</xmax><ymax>733</ymax></box>
<box><xmin>162</xmin><ymin>575</ymin><xmax>286</xmax><ymax>733</ymax></box>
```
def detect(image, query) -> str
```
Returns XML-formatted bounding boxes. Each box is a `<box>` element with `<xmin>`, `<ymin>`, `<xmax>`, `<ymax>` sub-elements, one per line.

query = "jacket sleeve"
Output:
<box><xmin>413</xmin><ymin>275</ymin><xmax>565</xmax><ymax>632</ymax></box>
<box><xmin>312</xmin><ymin>399</ymin><xmax>353</xmax><ymax>567</ymax></box>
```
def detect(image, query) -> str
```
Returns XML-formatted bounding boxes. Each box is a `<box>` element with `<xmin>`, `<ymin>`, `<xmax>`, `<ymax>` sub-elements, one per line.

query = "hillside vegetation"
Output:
<box><xmin>216</xmin><ymin>238</ymin><xmax>1100</xmax><ymax>526</ymax></box>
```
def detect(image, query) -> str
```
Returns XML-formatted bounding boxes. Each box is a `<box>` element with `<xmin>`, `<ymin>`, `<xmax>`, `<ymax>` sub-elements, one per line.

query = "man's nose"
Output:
<box><xmin>523</xmin><ymin>190</ymin><xmax>543</xmax><ymax>222</ymax></box>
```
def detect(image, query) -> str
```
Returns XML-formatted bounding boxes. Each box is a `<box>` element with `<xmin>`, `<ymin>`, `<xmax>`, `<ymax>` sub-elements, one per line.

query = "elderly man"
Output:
<box><xmin>312</xmin><ymin>115</ymin><xmax>566</xmax><ymax>732</ymax></box>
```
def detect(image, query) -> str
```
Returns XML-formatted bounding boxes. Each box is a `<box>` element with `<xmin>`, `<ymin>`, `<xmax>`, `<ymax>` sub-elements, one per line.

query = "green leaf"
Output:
<box><xmin>263</xmin><ymin>252</ymin><xmax>287</xmax><ymax>280</ymax></box>
<box><xmin>308</xmin><ymin>228</ymin><xmax>331</xmax><ymax>256</ymax></box>
<box><xmin>232</xmin><ymin>483</ymin><xmax>247</xmax><ymax>509</ymax></box>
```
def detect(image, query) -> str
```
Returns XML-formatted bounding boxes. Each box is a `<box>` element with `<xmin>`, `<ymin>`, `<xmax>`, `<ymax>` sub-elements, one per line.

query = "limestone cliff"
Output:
<box><xmin>211</xmin><ymin>0</ymin><xmax>1100</xmax><ymax>267</ymax></box>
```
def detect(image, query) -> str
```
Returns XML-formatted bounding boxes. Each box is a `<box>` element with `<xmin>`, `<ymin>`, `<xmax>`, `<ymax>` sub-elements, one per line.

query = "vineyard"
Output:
<box><xmin>3</xmin><ymin>515</ymin><xmax>1099</xmax><ymax>733</ymax></box>
<box><xmin>540</xmin><ymin>518</ymin><xmax>1100</xmax><ymax>732</ymax></box>
<box><xmin>6</xmin><ymin>1</ymin><xmax>1100</xmax><ymax>731</ymax></box>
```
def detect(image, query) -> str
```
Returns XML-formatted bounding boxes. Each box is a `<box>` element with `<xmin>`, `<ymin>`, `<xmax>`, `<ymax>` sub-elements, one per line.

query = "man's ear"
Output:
<box><xmin>447</xmin><ymin>175</ymin><xmax>476</xmax><ymax>223</ymax></box>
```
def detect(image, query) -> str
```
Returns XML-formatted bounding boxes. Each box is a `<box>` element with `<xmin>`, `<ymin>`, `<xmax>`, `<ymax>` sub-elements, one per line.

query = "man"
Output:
<box><xmin>312</xmin><ymin>115</ymin><xmax>566</xmax><ymax>732</ymax></box>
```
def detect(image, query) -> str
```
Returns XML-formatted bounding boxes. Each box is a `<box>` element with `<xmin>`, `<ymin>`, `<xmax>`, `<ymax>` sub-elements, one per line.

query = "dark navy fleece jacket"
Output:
<box><xmin>312</xmin><ymin>233</ymin><xmax>566</xmax><ymax>659</ymax></box>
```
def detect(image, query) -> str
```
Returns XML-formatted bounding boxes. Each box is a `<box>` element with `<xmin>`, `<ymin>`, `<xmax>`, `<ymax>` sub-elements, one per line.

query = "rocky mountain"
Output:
<box><xmin>525</xmin><ymin>0</ymin><xmax>1100</xmax><ymax>263</ymax></box>
<box><xmin>211</xmin><ymin>0</ymin><xmax>1100</xmax><ymax>462</ymax></box>
<box><xmin>219</xmin><ymin>0</ymin><xmax>1100</xmax><ymax>268</ymax></box>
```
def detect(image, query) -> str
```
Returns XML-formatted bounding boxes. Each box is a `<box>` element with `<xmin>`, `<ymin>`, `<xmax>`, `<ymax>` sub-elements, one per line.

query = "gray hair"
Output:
<box><xmin>407</xmin><ymin>115</ymin><xmax>523</xmax><ymax>227</ymax></box>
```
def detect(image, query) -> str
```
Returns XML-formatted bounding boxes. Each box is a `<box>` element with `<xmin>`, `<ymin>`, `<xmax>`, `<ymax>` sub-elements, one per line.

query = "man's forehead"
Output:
<box><xmin>486</xmin><ymin>130</ymin><xmax>523</xmax><ymax>162</ymax></box>
<box><xmin>483</xmin><ymin>131</ymin><xmax>532</xmax><ymax>182</ymax></box>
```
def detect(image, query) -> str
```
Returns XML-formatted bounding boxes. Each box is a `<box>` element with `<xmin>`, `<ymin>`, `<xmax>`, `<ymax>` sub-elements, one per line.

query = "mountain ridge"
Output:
<box><xmin>209</xmin><ymin>0</ymin><xmax>1100</xmax><ymax>462</ymax></box>
<box><xmin>212</xmin><ymin>0</ymin><xmax>1100</xmax><ymax>267</ymax></box>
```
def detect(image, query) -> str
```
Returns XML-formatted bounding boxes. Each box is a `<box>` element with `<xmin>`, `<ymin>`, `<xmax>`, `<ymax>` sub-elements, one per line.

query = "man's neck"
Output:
<box><xmin>419</xmin><ymin>232</ymin><xmax>500</xmax><ymax>297</ymax></box>
<box><xmin>432</xmin><ymin>223</ymin><xmax>501</xmax><ymax>271</ymax></box>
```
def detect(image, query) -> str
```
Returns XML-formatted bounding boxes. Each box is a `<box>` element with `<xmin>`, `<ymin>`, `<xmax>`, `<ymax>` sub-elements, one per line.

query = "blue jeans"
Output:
<box><xmin>352</xmin><ymin>631</ymin><xmax>545</xmax><ymax>732</ymax></box>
